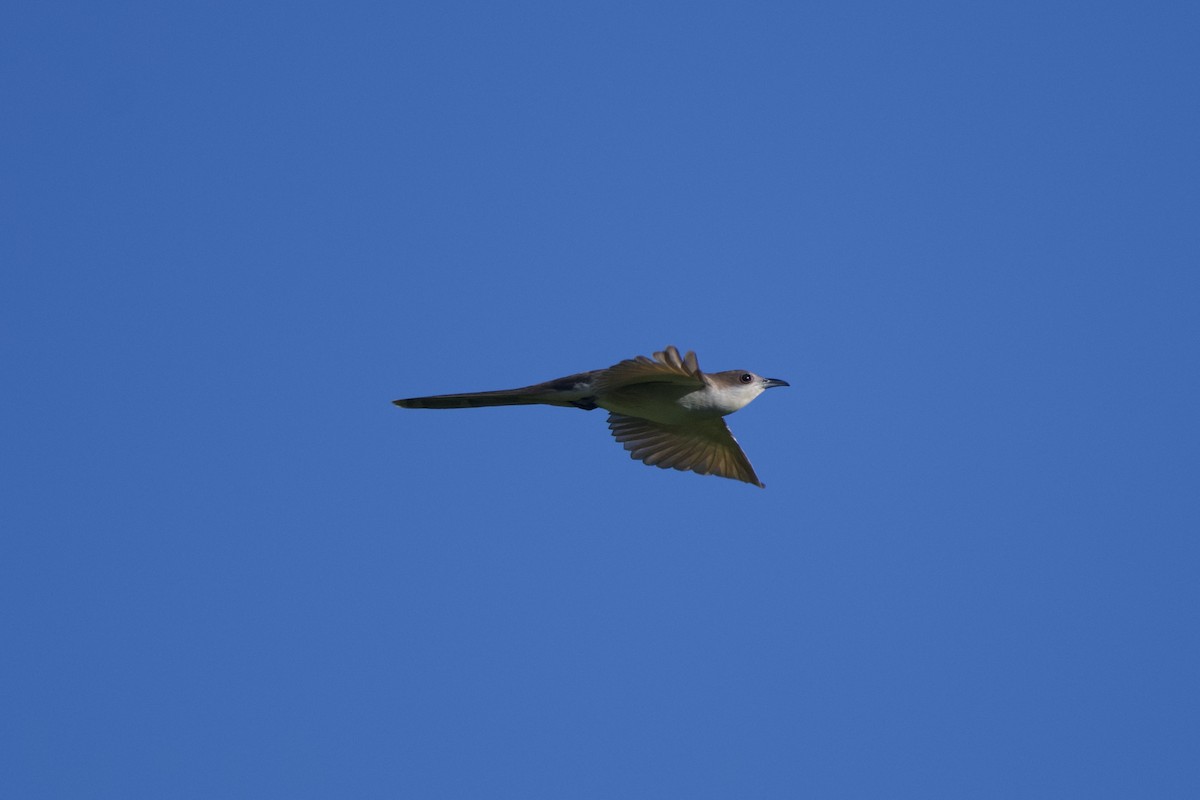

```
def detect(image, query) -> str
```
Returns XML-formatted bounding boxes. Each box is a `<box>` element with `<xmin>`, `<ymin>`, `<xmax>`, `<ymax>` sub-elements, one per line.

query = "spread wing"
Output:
<box><xmin>594</xmin><ymin>346</ymin><xmax>704</xmax><ymax>393</ymax></box>
<box><xmin>607</xmin><ymin>413</ymin><xmax>764</xmax><ymax>487</ymax></box>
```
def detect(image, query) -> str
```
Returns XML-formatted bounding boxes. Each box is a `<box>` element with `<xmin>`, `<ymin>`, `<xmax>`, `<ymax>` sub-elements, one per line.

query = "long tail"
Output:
<box><xmin>393</xmin><ymin>386</ymin><xmax>555</xmax><ymax>409</ymax></box>
<box><xmin>394</xmin><ymin>370</ymin><xmax>600</xmax><ymax>410</ymax></box>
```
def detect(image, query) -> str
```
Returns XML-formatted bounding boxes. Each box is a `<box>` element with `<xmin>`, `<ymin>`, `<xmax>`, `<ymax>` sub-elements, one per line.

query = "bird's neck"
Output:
<box><xmin>678</xmin><ymin>379</ymin><xmax>760</xmax><ymax>416</ymax></box>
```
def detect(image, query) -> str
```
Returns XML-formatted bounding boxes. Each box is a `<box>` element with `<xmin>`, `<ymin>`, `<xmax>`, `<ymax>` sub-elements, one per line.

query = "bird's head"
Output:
<box><xmin>707</xmin><ymin>370</ymin><xmax>790</xmax><ymax>412</ymax></box>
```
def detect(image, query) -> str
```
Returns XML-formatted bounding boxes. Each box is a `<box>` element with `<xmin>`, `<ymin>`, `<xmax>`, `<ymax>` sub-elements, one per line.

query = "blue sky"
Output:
<box><xmin>3</xmin><ymin>2</ymin><xmax>1198</xmax><ymax>797</ymax></box>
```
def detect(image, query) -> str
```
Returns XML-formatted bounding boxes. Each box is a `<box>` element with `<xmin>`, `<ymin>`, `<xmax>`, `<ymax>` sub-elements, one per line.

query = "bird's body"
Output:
<box><xmin>393</xmin><ymin>346</ymin><xmax>788</xmax><ymax>487</ymax></box>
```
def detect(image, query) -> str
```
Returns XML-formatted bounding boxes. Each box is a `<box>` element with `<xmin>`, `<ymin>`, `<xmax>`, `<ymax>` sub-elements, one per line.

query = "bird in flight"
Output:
<box><xmin>393</xmin><ymin>346</ymin><xmax>789</xmax><ymax>487</ymax></box>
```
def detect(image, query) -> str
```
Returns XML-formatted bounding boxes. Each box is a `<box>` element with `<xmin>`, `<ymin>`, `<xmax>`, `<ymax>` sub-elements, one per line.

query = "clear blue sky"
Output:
<box><xmin>4</xmin><ymin>2</ymin><xmax>1198</xmax><ymax>797</ymax></box>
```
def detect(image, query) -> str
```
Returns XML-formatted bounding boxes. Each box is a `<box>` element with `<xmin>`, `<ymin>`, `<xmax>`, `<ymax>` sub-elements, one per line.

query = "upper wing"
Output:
<box><xmin>594</xmin><ymin>346</ymin><xmax>704</xmax><ymax>393</ymax></box>
<box><xmin>607</xmin><ymin>413</ymin><xmax>764</xmax><ymax>487</ymax></box>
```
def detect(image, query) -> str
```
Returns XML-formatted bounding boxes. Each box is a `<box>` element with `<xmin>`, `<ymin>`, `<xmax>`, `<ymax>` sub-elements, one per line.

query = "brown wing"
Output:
<box><xmin>607</xmin><ymin>413</ymin><xmax>764</xmax><ymax>487</ymax></box>
<box><xmin>594</xmin><ymin>346</ymin><xmax>704</xmax><ymax>393</ymax></box>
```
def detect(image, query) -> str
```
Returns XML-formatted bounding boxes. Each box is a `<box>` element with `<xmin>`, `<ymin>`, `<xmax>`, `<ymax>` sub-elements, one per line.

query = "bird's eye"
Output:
<box><xmin>740</xmin><ymin>373</ymin><xmax>753</xmax><ymax>383</ymax></box>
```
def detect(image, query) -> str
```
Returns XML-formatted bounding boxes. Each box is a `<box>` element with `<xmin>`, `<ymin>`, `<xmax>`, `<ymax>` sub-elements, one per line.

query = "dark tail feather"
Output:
<box><xmin>394</xmin><ymin>370</ymin><xmax>600</xmax><ymax>410</ymax></box>
<box><xmin>393</xmin><ymin>387</ymin><xmax>551</xmax><ymax>409</ymax></box>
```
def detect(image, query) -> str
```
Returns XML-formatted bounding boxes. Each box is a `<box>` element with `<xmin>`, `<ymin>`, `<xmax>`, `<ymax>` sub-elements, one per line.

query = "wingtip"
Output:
<box><xmin>655</xmin><ymin>345</ymin><xmax>681</xmax><ymax>367</ymax></box>
<box><xmin>655</xmin><ymin>345</ymin><xmax>701</xmax><ymax>376</ymax></box>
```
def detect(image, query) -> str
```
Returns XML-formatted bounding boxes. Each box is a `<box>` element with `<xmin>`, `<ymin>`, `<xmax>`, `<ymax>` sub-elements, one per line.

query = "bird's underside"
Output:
<box><xmin>393</xmin><ymin>346</ymin><xmax>779</xmax><ymax>487</ymax></box>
